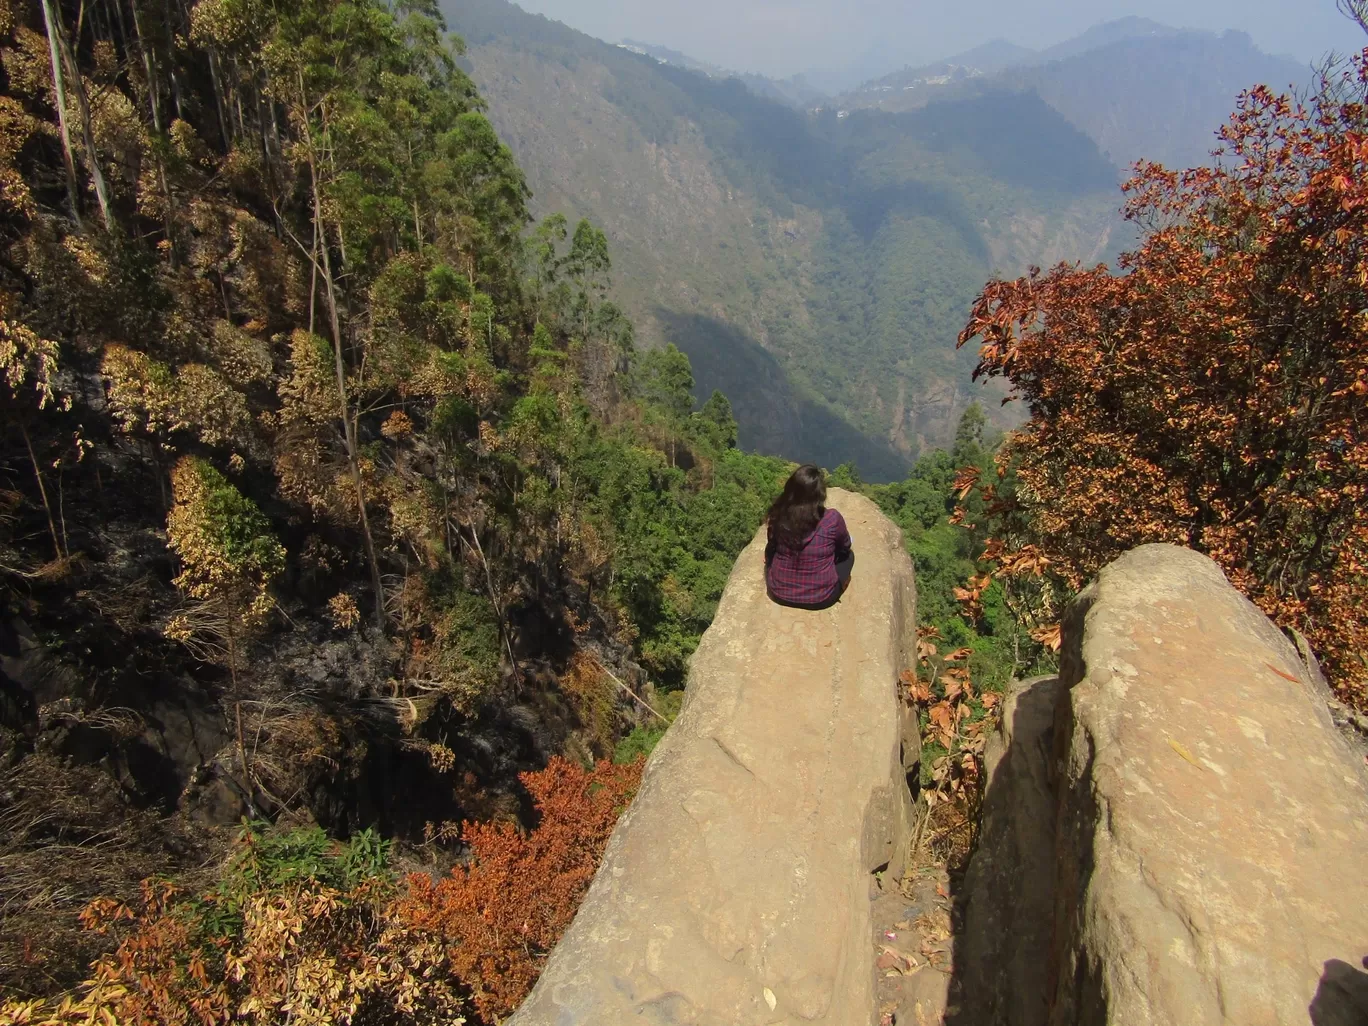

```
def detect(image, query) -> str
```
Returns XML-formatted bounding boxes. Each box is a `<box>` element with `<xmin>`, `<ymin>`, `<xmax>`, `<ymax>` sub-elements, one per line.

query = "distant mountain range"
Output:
<box><xmin>444</xmin><ymin>0</ymin><xmax>1312</xmax><ymax>478</ymax></box>
<box><xmin>615</xmin><ymin>40</ymin><xmax>836</xmax><ymax>109</ymax></box>
<box><xmin>836</xmin><ymin>17</ymin><xmax>1309</xmax><ymax>169</ymax></box>
<box><xmin>624</xmin><ymin>17</ymin><xmax>1310</xmax><ymax>171</ymax></box>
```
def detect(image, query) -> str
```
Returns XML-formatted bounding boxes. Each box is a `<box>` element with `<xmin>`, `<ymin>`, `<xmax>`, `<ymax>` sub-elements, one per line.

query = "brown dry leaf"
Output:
<box><xmin>1167</xmin><ymin>737</ymin><xmax>1204</xmax><ymax>769</ymax></box>
<box><xmin>1030</xmin><ymin>623</ymin><xmax>1063</xmax><ymax>652</ymax></box>
<box><xmin>1265</xmin><ymin>662</ymin><xmax>1302</xmax><ymax>683</ymax></box>
<box><xmin>929</xmin><ymin>702</ymin><xmax>956</xmax><ymax>734</ymax></box>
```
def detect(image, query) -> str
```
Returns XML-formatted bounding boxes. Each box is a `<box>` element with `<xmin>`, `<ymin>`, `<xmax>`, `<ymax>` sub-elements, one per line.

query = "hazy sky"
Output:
<box><xmin>505</xmin><ymin>0</ymin><xmax>1363</xmax><ymax>80</ymax></box>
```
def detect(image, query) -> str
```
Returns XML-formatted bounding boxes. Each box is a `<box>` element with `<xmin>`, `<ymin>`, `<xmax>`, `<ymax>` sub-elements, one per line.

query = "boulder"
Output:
<box><xmin>508</xmin><ymin>489</ymin><xmax>919</xmax><ymax>1026</ymax></box>
<box><xmin>960</xmin><ymin>544</ymin><xmax>1368</xmax><ymax>1026</ymax></box>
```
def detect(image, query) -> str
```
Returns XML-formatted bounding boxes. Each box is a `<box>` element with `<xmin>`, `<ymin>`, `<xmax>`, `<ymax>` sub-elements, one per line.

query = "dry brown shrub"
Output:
<box><xmin>394</xmin><ymin>756</ymin><xmax>642</xmax><ymax>1020</ymax></box>
<box><xmin>1</xmin><ymin>757</ymin><xmax>642</xmax><ymax>1025</ymax></box>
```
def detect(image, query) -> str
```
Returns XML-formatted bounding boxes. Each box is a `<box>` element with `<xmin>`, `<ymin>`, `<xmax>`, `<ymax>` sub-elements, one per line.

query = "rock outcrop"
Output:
<box><xmin>508</xmin><ymin>489</ymin><xmax>919</xmax><ymax>1026</ymax></box>
<box><xmin>957</xmin><ymin>544</ymin><xmax>1368</xmax><ymax>1026</ymax></box>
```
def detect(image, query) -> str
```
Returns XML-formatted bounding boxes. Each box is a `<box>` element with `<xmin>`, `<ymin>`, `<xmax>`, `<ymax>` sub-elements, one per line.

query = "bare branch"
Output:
<box><xmin>1337</xmin><ymin>0</ymin><xmax>1368</xmax><ymax>36</ymax></box>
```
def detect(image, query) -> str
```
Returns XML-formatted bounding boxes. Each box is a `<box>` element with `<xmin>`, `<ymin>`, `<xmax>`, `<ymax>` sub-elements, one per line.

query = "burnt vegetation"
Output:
<box><xmin>0</xmin><ymin>0</ymin><xmax>785</xmax><ymax>1011</ymax></box>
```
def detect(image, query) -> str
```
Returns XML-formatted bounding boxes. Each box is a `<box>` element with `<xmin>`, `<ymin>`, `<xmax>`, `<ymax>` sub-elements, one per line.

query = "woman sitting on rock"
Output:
<box><xmin>764</xmin><ymin>464</ymin><xmax>854</xmax><ymax>610</ymax></box>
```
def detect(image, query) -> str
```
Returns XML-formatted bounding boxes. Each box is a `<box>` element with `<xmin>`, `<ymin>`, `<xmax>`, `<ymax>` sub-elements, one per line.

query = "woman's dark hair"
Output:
<box><xmin>767</xmin><ymin>465</ymin><xmax>827</xmax><ymax>549</ymax></box>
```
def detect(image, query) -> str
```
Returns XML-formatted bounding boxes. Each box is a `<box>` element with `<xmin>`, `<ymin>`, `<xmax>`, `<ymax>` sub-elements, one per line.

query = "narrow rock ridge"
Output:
<box><xmin>956</xmin><ymin>544</ymin><xmax>1368</xmax><ymax>1026</ymax></box>
<box><xmin>508</xmin><ymin>489</ymin><xmax>919</xmax><ymax>1026</ymax></box>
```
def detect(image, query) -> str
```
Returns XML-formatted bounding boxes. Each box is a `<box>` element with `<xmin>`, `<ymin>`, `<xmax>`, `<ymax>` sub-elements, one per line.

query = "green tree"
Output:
<box><xmin>697</xmin><ymin>389</ymin><xmax>738</xmax><ymax>449</ymax></box>
<box><xmin>164</xmin><ymin>457</ymin><xmax>285</xmax><ymax>680</ymax></box>
<box><xmin>636</xmin><ymin>343</ymin><xmax>695</xmax><ymax>421</ymax></box>
<box><xmin>951</xmin><ymin>401</ymin><xmax>987</xmax><ymax>467</ymax></box>
<box><xmin>564</xmin><ymin>218</ymin><xmax>611</xmax><ymax>336</ymax></box>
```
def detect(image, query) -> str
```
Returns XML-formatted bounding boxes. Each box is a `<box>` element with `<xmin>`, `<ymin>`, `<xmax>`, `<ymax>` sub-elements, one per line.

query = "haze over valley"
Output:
<box><xmin>443</xmin><ymin>0</ymin><xmax>1318</xmax><ymax>477</ymax></box>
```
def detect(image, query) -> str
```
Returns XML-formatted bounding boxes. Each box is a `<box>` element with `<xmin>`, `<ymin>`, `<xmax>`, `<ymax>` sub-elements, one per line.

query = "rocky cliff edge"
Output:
<box><xmin>508</xmin><ymin>489</ymin><xmax>920</xmax><ymax>1026</ymax></box>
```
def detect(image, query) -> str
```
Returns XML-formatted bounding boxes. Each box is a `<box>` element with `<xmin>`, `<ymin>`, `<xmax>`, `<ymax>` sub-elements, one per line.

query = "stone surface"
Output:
<box><xmin>508</xmin><ymin>489</ymin><xmax>919</xmax><ymax>1026</ymax></box>
<box><xmin>954</xmin><ymin>545</ymin><xmax>1368</xmax><ymax>1026</ymax></box>
<box><xmin>1050</xmin><ymin>545</ymin><xmax>1368</xmax><ymax>1026</ymax></box>
<box><xmin>871</xmin><ymin>868</ymin><xmax>955</xmax><ymax>1026</ymax></box>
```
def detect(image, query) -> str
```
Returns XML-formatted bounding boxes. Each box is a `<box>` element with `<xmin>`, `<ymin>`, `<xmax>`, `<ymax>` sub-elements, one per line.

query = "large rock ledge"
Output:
<box><xmin>509</xmin><ymin>489</ymin><xmax>919</xmax><ymax>1026</ymax></box>
<box><xmin>958</xmin><ymin>544</ymin><xmax>1368</xmax><ymax>1026</ymax></box>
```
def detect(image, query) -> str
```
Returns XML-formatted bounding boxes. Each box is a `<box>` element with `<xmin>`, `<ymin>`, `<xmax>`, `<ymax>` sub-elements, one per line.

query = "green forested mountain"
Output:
<box><xmin>444</xmin><ymin>0</ymin><xmax>1127</xmax><ymax>479</ymax></box>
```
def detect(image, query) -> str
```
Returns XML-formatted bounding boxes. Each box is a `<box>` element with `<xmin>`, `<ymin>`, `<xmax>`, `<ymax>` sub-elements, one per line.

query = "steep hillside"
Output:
<box><xmin>445</xmin><ymin>0</ymin><xmax>1124</xmax><ymax>478</ymax></box>
<box><xmin>0</xmin><ymin>0</ymin><xmax>793</xmax><ymax>997</ymax></box>
<box><xmin>841</xmin><ymin>20</ymin><xmax>1308</xmax><ymax>171</ymax></box>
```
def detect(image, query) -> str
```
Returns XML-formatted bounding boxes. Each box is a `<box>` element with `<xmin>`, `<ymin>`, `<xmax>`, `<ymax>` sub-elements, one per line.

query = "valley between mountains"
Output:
<box><xmin>447</xmin><ymin>0</ymin><xmax>1308</xmax><ymax>479</ymax></box>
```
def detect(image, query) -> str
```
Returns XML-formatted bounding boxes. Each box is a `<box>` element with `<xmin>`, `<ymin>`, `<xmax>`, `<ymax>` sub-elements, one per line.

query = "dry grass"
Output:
<box><xmin>922</xmin><ymin>798</ymin><xmax>979</xmax><ymax>873</ymax></box>
<box><xmin>0</xmin><ymin>746</ymin><xmax>214</xmax><ymax>998</ymax></box>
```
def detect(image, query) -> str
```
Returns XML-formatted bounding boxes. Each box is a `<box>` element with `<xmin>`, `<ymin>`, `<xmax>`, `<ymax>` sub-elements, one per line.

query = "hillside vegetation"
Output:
<box><xmin>0</xmin><ymin>0</ymin><xmax>794</xmax><ymax>1008</ymax></box>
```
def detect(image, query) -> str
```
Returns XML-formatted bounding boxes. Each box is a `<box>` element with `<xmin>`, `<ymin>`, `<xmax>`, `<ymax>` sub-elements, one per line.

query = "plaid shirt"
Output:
<box><xmin>764</xmin><ymin>508</ymin><xmax>852</xmax><ymax>607</ymax></box>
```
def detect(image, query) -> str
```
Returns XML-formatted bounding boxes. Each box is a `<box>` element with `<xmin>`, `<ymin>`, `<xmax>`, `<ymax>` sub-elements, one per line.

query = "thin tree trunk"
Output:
<box><xmin>19</xmin><ymin>421</ymin><xmax>63</xmax><ymax>561</ymax></box>
<box><xmin>51</xmin><ymin>11</ymin><xmax>114</xmax><ymax>230</ymax></box>
<box><xmin>125</xmin><ymin>0</ymin><xmax>177</xmax><ymax>257</ymax></box>
<box><xmin>206</xmin><ymin>46</ymin><xmax>231</xmax><ymax>148</ymax></box>
<box><xmin>127</xmin><ymin>0</ymin><xmax>162</xmax><ymax>132</ymax></box>
<box><xmin>300</xmin><ymin>78</ymin><xmax>385</xmax><ymax>630</ymax></box>
<box><xmin>465</xmin><ymin>522</ymin><xmax>521</xmax><ymax>685</ymax></box>
<box><xmin>308</xmin><ymin>222</ymin><xmax>318</xmax><ymax>338</ymax></box>
<box><xmin>233</xmin><ymin>63</ymin><xmax>246</xmax><ymax>140</ymax></box>
<box><xmin>162</xmin><ymin>0</ymin><xmax>185</xmax><ymax>119</ymax></box>
<box><xmin>407</xmin><ymin>139</ymin><xmax>422</xmax><ymax>245</ymax></box>
<box><xmin>38</xmin><ymin>0</ymin><xmax>82</xmax><ymax>226</ymax></box>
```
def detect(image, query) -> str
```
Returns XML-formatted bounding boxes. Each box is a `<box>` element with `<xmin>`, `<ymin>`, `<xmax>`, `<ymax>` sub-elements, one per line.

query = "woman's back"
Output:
<box><xmin>766</xmin><ymin>507</ymin><xmax>851</xmax><ymax>607</ymax></box>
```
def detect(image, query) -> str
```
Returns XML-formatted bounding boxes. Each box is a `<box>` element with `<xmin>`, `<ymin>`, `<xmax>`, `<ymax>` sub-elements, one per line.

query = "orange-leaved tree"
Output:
<box><xmin>957</xmin><ymin>50</ymin><xmax>1368</xmax><ymax>708</ymax></box>
<box><xmin>394</xmin><ymin>756</ymin><xmax>642</xmax><ymax>1020</ymax></box>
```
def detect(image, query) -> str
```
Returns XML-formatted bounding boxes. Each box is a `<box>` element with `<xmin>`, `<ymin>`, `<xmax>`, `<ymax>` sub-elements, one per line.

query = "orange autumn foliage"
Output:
<box><xmin>958</xmin><ymin>52</ymin><xmax>1368</xmax><ymax>708</ymax></box>
<box><xmin>394</xmin><ymin>756</ymin><xmax>642</xmax><ymax>1021</ymax></box>
<box><xmin>0</xmin><ymin>758</ymin><xmax>641</xmax><ymax>1026</ymax></box>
